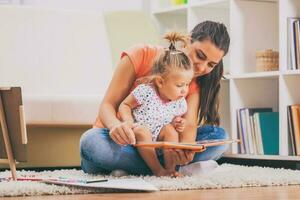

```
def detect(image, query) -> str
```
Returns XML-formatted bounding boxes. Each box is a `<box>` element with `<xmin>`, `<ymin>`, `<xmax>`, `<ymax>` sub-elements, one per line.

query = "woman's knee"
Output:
<box><xmin>197</xmin><ymin>125</ymin><xmax>229</xmax><ymax>140</ymax></box>
<box><xmin>80</xmin><ymin>129</ymin><xmax>97</xmax><ymax>152</ymax></box>
<box><xmin>215</xmin><ymin>126</ymin><xmax>229</xmax><ymax>140</ymax></box>
<box><xmin>79</xmin><ymin>128</ymin><xmax>109</xmax><ymax>159</ymax></box>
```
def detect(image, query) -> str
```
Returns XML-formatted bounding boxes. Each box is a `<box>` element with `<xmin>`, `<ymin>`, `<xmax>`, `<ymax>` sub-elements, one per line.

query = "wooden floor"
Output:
<box><xmin>3</xmin><ymin>186</ymin><xmax>300</xmax><ymax>200</ymax></box>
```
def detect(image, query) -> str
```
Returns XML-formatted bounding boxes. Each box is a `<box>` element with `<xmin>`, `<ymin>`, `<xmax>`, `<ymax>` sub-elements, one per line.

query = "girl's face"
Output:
<box><xmin>157</xmin><ymin>68</ymin><xmax>194</xmax><ymax>101</ymax></box>
<box><xmin>187</xmin><ymin>39</ymin><xmax>224</xmax><ymax>77</ymax></box>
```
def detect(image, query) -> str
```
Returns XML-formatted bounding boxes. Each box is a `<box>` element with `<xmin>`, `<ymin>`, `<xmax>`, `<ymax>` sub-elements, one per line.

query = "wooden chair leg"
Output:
<box><xmin>8</xmin><ymin>159</ymin><xmax>17</xmax><ymax>180</ymax></box>
<box><xmin>0</xmin><ymin>96</ymin><xmax>17</xmax><ymax>180</ymax></box>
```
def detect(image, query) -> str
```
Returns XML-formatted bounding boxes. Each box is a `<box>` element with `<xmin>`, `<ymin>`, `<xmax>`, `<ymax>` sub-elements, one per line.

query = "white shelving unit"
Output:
<box><xmin>150</xmin><ymin>0</ymin><xmax>300</xmax><ymax>160</ymax></box>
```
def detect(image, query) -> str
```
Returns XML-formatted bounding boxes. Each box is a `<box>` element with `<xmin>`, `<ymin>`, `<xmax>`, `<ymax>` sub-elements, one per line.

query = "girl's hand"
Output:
<box><xmin>172</xmin><ymin>116</ymin><xmax>186</xmax><ymax>133</ymax></box>
<box><xmin>109</xmin><ymin>121</ymin><xmax>136</xmax><ymax>145</ymax></box>
<box><xmin>170</xmin><ymin>149</ymin><xmax>196</xmax><ymax>165</ymax></box>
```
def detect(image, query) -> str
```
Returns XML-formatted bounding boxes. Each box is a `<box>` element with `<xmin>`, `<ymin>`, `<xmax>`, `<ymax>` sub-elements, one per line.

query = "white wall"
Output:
<box><xmin>0</xmin><ymin>0</ymin><xmax>149</xmax><ymax>96</ymax></box>
<box><xmin>0</xmin><ymin>1</ymin><xmax>154</xmax><ymax>124</ymax></box>
<box><xmin>20</xmin><ymin>0</ymin><xmax>145</xmax><ymax>12</ymax></box>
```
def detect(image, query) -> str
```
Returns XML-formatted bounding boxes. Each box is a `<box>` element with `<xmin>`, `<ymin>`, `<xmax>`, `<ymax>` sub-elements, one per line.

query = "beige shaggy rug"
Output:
<box><xmin>1</xmin><ymin>164</ymin><xmax>300</xmax><ymax>197</ymax></box>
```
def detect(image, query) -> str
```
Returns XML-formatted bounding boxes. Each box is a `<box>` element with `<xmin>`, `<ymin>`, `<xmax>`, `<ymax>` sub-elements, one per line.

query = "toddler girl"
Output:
<box><xmin>118</xmin><ymin>32</ymin><xmax>193</xmax><ymax>176</ymax></box>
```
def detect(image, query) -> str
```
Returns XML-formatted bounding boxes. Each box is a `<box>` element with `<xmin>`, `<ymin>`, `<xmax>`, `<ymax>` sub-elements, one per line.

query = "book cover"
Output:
<box><xmin>43</xmin><ymin>178</ymin><xmax>159</xmax><ymax>192</ymax></box>
<box><xmin>244</xmin><ymin>109</ymin><xmax>255</xmax><ymax>154</ymax></box>
<box><xmin>287</xmin><ymin>18</ymin><xmax>300</xmax><ymax>70</ymax></box>
<box><xmin>252</xmin><ymin>115</ymin><xmax>263</xmax><ymax>154</ymax></box>
<box><xmin>135</xmin><ymin>139</ymin><xmax>239</xmax><ymax>152</ymax></box>
<box><xmin>290</xmin><ymin>105</ymin><xmax>300</xmax><ymax>155</ymax></box>
<box><xmin>239</xmin><ymin>108</ymin><xmax>250</xmax><ymax>153</ymax></box>
<box><xmin>237</xmin><ymin>109</ymin><xmax>245</xmax><ymax>154</ymax></box>
<box><xmin>258</xmin><ymin>112</ymin><xmax>279</xmax><ymax>155</ymax></box>
<box><xmin>294</xmin><ymin>20</ymin><xmax>300</xmax><ymax>69</ymax></box>
<box><xmin>253</xmin><ymin>113</ymin><xmax>264</xmax><ymax>154</ymax></box>
<box><xmin>287</xmin><ymin>106</ymin><xmax>296</xmax><ymax>155</ymax></box>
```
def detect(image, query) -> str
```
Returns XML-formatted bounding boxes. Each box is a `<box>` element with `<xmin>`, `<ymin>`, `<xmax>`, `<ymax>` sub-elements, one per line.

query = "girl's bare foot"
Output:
<box><xmin>153</xmin><ymin>169</ymin><xmax>176</xmax><ymax>177</ymax></box>
<box><xmin>154</xmin><ymin>168</ymin><xmax>183</xmax><ymax>177</ymax></box>
<box><xmin>171</xmin><ymin>171</ymin><xmax>183</xmax><ymax>177</ymax></box>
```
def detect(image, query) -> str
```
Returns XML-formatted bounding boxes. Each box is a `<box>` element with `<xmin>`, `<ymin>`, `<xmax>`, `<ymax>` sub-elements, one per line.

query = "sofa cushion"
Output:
<box><xmin>23</xmin><ymin>95</ymin><xmax>103</xmax><ymax>125</ymax></box>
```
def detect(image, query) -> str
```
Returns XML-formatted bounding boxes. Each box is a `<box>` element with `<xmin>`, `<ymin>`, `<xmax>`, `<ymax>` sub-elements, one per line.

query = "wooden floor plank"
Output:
<box><xmin>2</xmin><ymin>185</ymin><xmax>300</xmax><ymax>200</ymax></box>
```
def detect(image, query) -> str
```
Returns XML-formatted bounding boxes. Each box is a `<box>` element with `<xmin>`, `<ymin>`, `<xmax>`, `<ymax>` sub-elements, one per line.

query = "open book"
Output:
<box><xmin>42</xmin><ymin>178</ymin><xmax>159</xmax><ymax>192</ymax></box>
<box><xmin>134</xmin><ymin>139</ymin><xmax>239</xmax><ymax>152</ymax></box>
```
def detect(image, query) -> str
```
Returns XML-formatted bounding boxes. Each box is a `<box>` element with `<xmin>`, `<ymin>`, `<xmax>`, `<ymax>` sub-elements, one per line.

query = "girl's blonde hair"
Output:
<box><xmin>152</xmin><ymin>32</ymin><xmax>192</xmax><ymax>76</ymax></box>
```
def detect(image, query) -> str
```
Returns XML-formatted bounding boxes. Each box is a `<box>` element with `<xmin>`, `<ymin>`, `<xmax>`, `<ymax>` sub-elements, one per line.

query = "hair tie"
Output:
<box><xmin>169</xmin><ymin>43</ymin><xmax>176</xmax><ymax>51</ymax></box>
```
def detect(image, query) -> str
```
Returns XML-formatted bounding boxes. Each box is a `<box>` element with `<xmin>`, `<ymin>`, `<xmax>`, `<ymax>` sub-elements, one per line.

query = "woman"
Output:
<box><xmin>80</xmin><ymin>20</ymin><xmax>230</xmax><ymax>175</ymax></box>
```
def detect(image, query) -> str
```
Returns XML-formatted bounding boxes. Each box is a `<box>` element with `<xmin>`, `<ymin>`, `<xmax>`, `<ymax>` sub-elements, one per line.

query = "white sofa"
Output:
<box><xmin>0</xmin><ymin>5</ymin><xmax>113</xmax><ymax>126</ymax></box>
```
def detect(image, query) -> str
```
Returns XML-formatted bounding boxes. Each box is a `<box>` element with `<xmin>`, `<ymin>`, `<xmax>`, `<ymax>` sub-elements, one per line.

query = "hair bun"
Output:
<box><xmin>163</xmin><ymin>32</ymin><xmax>190</xmax><ymax>51</ymax></box>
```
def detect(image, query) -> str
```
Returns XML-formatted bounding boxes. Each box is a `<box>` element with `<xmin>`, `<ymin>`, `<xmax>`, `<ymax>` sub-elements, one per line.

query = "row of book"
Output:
<box><xmin>288</xmin><ymin>18</ymin><xmax>300</xmax><ymax>70</ymax></box>
<box><xmin>237</xmin><ymin>108</ymin><xmax>279</xmax><ymax>155</ymax></box>
<box><xmin>287</xmin><ymin>104</ymin><xmax>300</xmax><ymax>156</ymax></box>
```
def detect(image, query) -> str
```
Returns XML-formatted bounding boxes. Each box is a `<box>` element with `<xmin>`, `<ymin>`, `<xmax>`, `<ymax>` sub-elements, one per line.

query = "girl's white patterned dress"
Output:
<box><xmin>132</xmin><ymin>84</ymin><xmax>187</xmax><ymax>141</ymax></box>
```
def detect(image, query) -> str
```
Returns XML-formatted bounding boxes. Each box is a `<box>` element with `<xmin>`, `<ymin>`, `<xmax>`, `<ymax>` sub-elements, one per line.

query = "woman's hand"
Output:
<box><xmin>109</xmin><ymin>121</ymin><xmax>136</xmax><ymax>145</ymax></box>
<box><xmin>170</xmin><ymin>149</ymin><xmax>196</xmax><ymax>165</ymax></box>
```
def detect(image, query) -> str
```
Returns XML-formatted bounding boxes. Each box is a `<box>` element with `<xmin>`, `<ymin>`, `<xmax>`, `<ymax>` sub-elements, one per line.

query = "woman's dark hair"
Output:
<box><xmin>191</xmin><ymin>21</ymin><xmax>230</xmax><ymax>126</ymax></box>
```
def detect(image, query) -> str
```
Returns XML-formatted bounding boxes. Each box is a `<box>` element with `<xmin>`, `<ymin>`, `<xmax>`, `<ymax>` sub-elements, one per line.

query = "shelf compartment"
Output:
<box><xmin>229</xmin><ymin>78</ymin><xmax>279</xmax><ymax>154</ymax></box>
<box><xmin>153</xmin><ymin>6</ymin><xmax>187</xmax><ymax>36</ymax></box>
<box><xmin>279</xmin><ymin>0</ymin><xmax>300</xmax><ymax>71</ymax></box>
<box><xmin>282</xmin><ymin>75</ymin><xmax>300</xmax><ymax>105</ymax></box>
<box><xmin>230</xmin><ymin>0</ymin><xmax>279</xmax><ymax>74</ymax></box>
<box><xmin>231</xmin><ymin>78</ymin><xmax>279</xmax><ymax>112</ymax></box>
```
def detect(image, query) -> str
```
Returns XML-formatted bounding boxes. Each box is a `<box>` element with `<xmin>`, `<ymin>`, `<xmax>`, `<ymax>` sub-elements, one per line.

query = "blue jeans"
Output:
<box><xmin>79</xmin><ymin>125</ymin><xmax>229</xmax><ymax>175</ymax></box>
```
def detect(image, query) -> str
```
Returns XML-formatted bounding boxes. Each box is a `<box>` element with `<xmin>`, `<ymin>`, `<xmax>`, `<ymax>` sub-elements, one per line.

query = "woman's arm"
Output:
<box><xmin>180</xmin><ymin>92</ymin><xmax>200</xmax><ymax>142</ymax></box>
<box><xmin>98</xmin><ymin>56</ymin><xmax>137</xmax><ymax>145</ymax></box>
<box><xmin>170</xmin><ymin>92</ymin><xmax>200</xmax><ymax>165</ymax></box>
<box><xmin>118</xmin><ymin>94</ymin><xmax>139</xmax><ymax>124</ymax></box>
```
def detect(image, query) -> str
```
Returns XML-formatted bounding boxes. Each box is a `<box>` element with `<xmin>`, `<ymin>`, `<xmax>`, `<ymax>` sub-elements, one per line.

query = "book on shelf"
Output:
<box><xmin>287</xmin><ymin>17</ymin><xmax>300</xmax><ymax>70</ymax></box>
<box><xmin>257</xmin><ymin>112</ymin><xmax>279</xmax><ymax>155</ymax></box>
<box><xmin>240</xmin><ymin>108</ymin><xmax>251</xmax><ymax>154</ymax></box>
<box><xmin>253</xmin><ymin>113</ymin><xmax>263</xmax><ymax>154</ymax></box>
<box><xmin>287</xmin><ymin>106</ymin><xmax>296</xmax><ymax>155</ymax></box>
<box><xmin>236</xmin><ymin>109</ymin><xmax>245</xmax><ymax>154</ymax></box>
<box><xmin>237</xmin><ymin>107</ymin><xmax>273</xmax><ymax>155</ymax></box>
<box><xmin>294</xmin><ymin>21</ymin><xmax>300</xmax><ymax>69</ymax></box>
<box><xmin>288</xmin><ymin>105</ymin><xmax>300</xmax><ymax>156</ymax></box>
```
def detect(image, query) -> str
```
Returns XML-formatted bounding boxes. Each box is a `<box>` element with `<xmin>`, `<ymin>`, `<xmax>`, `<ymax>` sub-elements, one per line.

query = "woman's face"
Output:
<box><xmin>187</xmin><ymin>39</ymin><xmax>224</xmax><ymax>78</ymax></box>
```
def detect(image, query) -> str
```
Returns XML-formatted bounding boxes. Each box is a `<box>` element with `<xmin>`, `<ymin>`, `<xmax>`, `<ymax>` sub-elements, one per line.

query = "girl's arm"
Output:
<box><xmin>98</xmin><ymin>56</ymin><xmax>137</xmax><ymax>145</ymax></box>
<box><xmin>118</xmin><ymin>94</ymin><xmax>139</xmax><ymax>124</ymax></box>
